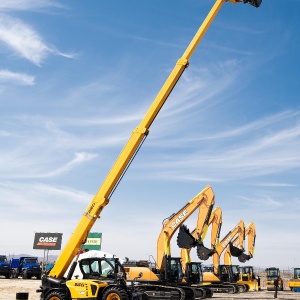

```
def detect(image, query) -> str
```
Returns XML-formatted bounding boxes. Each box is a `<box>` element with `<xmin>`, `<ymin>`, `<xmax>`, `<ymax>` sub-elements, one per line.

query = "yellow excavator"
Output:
<box><xmin>124</xmin><ymin>185</ymin><xmax>215</xmax><ymax>299</ymax></box>
<box><xmin>201</xmin><ymin>220</ymin><xmax>249</xmax><ymax>293</ymax></box>
<box><xmin>178</xmin><ymin>206</ymin><xmax>224</xmax><ymax>294</ymax></box>
<box><xmin>36</xmin><ymin>0</ymin><xmax>262</xmax><ymax>299</ymax></box>
<box><xmin>223</xmin><ymin>222</ymin><xmax>260</xmax><ymax>291</ymax></box>
<box><xmin>177</xmin><ymin>210</ymin><xmax>247</xmax><ymax>293</ymax></box>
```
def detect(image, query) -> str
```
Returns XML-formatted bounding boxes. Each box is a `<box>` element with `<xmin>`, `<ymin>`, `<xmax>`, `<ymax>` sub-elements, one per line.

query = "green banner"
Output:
<box><xmin>83</xmin><ymin>232</ymin><xmax>102</xmax><ymax>250</ymax></box>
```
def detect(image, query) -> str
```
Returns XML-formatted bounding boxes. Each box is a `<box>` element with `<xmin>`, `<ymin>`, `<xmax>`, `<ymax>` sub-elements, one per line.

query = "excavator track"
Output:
<box><xmin>204</xmin><ymin>283</ymin><xmax>237</xmax><ymax>294</ymax></box>
<box><xmin>180</xmin><ymin>286</ymin><xmax>206</xmax><ymax>300</ymax></box>
<box><xmin>134</xmin><ymin>284</ymin><xmax>185</xmax><ymax>300</ymax></box>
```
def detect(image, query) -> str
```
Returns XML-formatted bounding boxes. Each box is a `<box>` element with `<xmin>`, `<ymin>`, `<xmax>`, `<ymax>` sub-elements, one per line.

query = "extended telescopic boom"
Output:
<box><xmin>49</xmin><ymin>0</ymin><xmax>262</xmax><ymax>279</ymax></box>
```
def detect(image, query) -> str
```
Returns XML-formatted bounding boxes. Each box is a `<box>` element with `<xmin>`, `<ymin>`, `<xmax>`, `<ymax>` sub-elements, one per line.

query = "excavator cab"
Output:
<box><xmin>218</xmin><ymin>265</ymin><xmax>235</xmax><ymax>283</ymax></box>
<box><xmin>165</xmin><ymin>257</ymin><xmax>184</xmax><ymax>283</ymax></box>
<box><xmin>185</xmin><ymin>262</ymin><xmax>203</xmax><ymax>284</ymax></box>
<box><xmin>231</xmin><ymin>265</ymin><xmax>240</xmax><ymax>282</ymax></box>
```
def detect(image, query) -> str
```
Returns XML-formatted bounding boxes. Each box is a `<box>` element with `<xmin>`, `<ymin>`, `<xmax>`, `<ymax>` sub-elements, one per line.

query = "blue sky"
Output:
<box><xmin>0</xmin><ymin>0</ymin><xmax>299</xmax><ymax>270</ymax></box>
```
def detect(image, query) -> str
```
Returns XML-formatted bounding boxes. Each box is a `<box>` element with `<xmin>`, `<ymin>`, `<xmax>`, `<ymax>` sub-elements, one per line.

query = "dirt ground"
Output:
<box><xmin>1</xmin><ymin>278</ymin><xmax>300</xmax><ymax>300</ymax></box>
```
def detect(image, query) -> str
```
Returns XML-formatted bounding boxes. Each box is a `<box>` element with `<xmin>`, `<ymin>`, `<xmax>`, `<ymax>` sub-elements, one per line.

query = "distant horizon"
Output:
<box><xmin>2</xmin><ymin>252</ymin><xmax>297</xmax><ymax>272</ymax></box>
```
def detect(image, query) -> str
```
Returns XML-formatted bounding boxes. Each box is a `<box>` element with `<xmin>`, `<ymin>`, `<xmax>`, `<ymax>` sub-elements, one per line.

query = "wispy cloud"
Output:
<box><xmin>132</xmin><ymin>109</ymin><xmax>300</xmax><ymax>182</ymax></box>
<box><xmin>0</xmin><ymin>14</ymin><xmax>75</xmax><ymax>65</ymax></box>
<box><xmin>0</xmin><ymin>69</ymin><xmax>34</xmax><ymax>85</ymax></box>
<box><xmin>39</xmin><ymin>152</ymin><xmax>98</xmax><ymax>178</ymax></box>
<box><xmin>0</xmin><ymin>0</ymin><xmax>64</xmax><ymax>12</ymax></box>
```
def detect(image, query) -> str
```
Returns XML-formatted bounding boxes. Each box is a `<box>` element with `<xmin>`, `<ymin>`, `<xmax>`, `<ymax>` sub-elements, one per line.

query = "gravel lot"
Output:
<box><xmin>1</xmin><ymin>278</ymin><xmax>300</xmax><ymax>300</ymax></box>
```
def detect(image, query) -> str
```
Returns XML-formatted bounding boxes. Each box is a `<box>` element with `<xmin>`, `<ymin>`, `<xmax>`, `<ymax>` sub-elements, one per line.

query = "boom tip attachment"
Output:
<box><xmin>243</xmin><ymin>0</ymin><xmax>262</xmax><ymax>8</ymax></box>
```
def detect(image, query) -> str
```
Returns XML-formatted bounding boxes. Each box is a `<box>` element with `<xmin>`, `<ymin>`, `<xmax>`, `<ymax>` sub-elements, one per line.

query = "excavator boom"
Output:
<box><xmin>224</xmin><ymin>222</ymin><xmax>256</xmax><ymax>265</ymax></box>
<box><xmin>178</xmin><ymin>206</ymin><xmax>222</xmax><ymax>272</ymax></box>
<box><xmin>156</xmin><ymin>185</ymin><xmax>215</xmax><ymax>271</ymax></box>
<box><xmin>212</xmin><ymin>219</ymin><xmax>245</xmax><ymax>272</ymax></box>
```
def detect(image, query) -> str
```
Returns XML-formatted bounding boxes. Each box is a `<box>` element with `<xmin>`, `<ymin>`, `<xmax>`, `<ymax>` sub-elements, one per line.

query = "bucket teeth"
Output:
<box><xmin>229</xmin><ymin>242</ymin><xmax>245</xmax><ymax>257</ymax></box>
<box><xmin>197</xmin><ymin>244</ymin><xmax>215</xmax><ymax>261</ymax></box>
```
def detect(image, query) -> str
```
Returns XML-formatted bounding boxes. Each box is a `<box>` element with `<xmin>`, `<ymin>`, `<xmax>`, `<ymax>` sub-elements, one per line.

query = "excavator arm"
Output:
<box><xmin>212</xmin><ymin>220</ymin><xmax>245</xmax><ymax>274</ymax></box>
<box><xmin>179</xmin><ymin>206</ymin><xmax>222</xmax><ymax>273</ymax></box>
<box><xmin>156</xmin><ymin>185</ymin><xmax>215</xmax><ymax>271</ymax></box>
<box><xmin>223</xmin><ymin>222</ymin><xmax>256</xmax><ymax>265</ymax></box>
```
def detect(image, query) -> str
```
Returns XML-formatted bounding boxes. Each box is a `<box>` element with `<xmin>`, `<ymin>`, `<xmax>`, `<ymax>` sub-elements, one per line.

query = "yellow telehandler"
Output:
<box><xmin>36</xmin><ymin>0</ymin><xmax>262</xmax><ymax>299</ymax></box>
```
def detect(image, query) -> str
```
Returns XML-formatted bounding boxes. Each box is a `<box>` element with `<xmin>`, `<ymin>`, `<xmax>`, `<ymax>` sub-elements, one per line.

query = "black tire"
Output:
<box><xmin>22</xmin><ymin>269</ymin><xmax>28</xmax><ymax>279</ymax></box>
<box><xmin>102</xmin><ymin>287</ymin><xmax>129</xmax><ymax>300</ymax></box>
<box><xmin>36</xmin><ymin>273</ymin><xmax>42</xmax><ymax>280</ymax></box>
<box><xmin>12</xmin><ymin>269</ymin><xmax>19</xmax><ymax>278</ymax></box>
<box><xmin>5</xmin><ymin>273</ymin><xmax>10</xmax><ymax>279</ymax></box>
<box><xmin>238</xmin><ymin>284</ymin><xmax>246</xmax><ymax>292</ymax></box>
<box><xmin>45</xmin><ymin>291</ymin><xmax>66</xmax><ymax>300</ymax></box>
<box><xmin>204</xmin><ymin>288</ymin><xmax>213</xmax><ymax>298</ymax></box>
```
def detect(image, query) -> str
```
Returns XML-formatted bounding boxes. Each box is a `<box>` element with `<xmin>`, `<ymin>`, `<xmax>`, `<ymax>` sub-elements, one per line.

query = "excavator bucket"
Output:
<box><xmin>197</xmin><ymin>243</ymin><xmax>215</xmax><ymax>261</ymax></box>
<box><xmin>229</xmin><ymin>242</ymin><xmax>244</xmax><ymax>257</ymax></box>
<box><xmin>177</xmin><ymin>225</ymin><xmax>197</xmax><ymax>249</ymax></box>
<box><xmin>238</xmin><ymin>253</ymin><xmax>252</xmax><ymax>263</ymax></box>
<box><xmin>244</xmin><ymin>0</ymin><xmax>262</xmax><ymax>8</ymax></box>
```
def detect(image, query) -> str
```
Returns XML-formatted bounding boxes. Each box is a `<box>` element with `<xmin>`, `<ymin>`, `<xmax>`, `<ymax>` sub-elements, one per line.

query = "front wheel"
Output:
<box><xmin>102</xmin><ymin>287</ymin><xmax>129</xmax><ymax>300</ymax></box>
<box><xmin>45</xmin><ymin>291</ymin><xmax>66</xmax><ymax>300</ymax></box>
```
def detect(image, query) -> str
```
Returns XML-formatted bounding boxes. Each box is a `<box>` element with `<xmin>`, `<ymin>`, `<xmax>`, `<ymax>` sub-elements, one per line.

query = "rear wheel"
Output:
<box><xmin>102</xmin><ymin>287</ymin><xmax>129</xmax><ymax>300</ymax></box>
<box><xmin>45</xmin><ymin>291</ymin><xmax>66</xmax><ymax>300</ymax></box>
